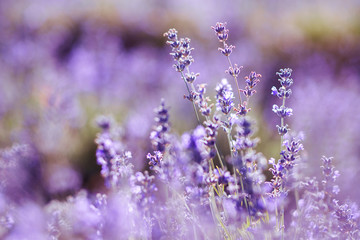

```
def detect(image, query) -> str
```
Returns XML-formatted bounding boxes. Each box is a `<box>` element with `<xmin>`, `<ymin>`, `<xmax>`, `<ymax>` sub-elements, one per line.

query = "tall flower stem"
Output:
<box><xmin>279</xmin><ymin>96</ymin><xmax>286</xmax><ymax>239</ymax></box>
<box><xmin>224</xmin><ymin>52</ymin><xmax>243</xmax><ymax>106</ymax></box>
<box><xmin>271</xmin><ymin>68</ymin><xmax>295</xmax><ymax>239</ymax></box>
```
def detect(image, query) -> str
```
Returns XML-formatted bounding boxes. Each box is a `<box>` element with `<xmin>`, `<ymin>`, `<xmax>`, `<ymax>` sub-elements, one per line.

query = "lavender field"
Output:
<box><xmin>0</xmin><ymin>0</ymin><xmax>360</xmax><ymax>239</ymax></box>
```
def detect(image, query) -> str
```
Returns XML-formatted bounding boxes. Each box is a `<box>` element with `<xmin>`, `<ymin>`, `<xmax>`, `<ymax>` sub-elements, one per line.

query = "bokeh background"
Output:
<box><xmin>1</xmin><ymin>0</ymin><xmax>359</xmax><ymax>203</ymax></box>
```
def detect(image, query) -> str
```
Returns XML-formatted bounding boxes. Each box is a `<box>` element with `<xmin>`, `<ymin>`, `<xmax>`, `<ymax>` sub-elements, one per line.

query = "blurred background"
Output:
<box><xmin>0</xmin><ymin>0</ymin><xmax>359</xmax><ymax>203</ymax></box>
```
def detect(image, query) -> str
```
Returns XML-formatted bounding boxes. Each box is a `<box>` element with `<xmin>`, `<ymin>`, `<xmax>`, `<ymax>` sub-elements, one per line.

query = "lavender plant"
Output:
<box><xmin>0</xmin><ymin>21</ymin><xmax>358</xmax><ymax>240</ymax></box>
<box><xmin>95</xmin><ymin>116</ymin><xmax>133</xmax><ymax>188</ymax></box>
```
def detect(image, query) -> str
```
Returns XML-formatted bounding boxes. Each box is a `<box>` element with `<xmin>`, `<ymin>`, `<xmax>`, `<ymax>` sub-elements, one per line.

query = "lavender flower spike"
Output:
<box><xmin>164</xmin><ymin>29</ymin><xmax>195</xmax><ymax>73</ymax></box>
<box><xmin>149</xmin><ymin>99</ymin><xmax>170</xmax><ymax>153</ymax></box>
<box><xmin>271</xmin><ymin>68</ymin><xmax>294</xmax><ymax>135</ymax></box>
<box><xmin>215</xmin><ymin>78</ymin><xmax>234</xmax><ymax>115</ymax></box>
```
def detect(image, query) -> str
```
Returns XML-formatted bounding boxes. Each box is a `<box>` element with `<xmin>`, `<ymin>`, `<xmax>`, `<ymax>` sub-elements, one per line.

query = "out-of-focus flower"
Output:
<box><xmin>95</xmin><ymin>116</ymin><xmax>133</xmax><ymax>188</ymax></box>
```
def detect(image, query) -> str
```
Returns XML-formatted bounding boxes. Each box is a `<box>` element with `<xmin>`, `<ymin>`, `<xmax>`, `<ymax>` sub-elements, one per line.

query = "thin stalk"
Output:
<box><xmin>226</xmin><ymin>131</ymin><xmax>238</xmax><ymax>196</ymax></box>
<box><xmin>237</xmin><ymin>169</ymin><xmax>252</xmax><ymax>225</ymax></box>
<box><xmin>223</xmin><ymin>42</ymin><xmax>243</xmax><ymax>105</ymax></box>
<box><xmin>214</xmin><ymin>145</ymin><xmax>225</xmax><ymax>169</ymax></box>
<box><xmin>210</xmin><ymin>188</ymin><xmax>232</xmax><ymax>239</ymax></box>
<box><xmin>279</xmin><ymin>95</ymin><xmax>286</xmax><ymax>239</ymax></box>
<box><xmin>295</xmin><ymin>188</ymin><xmax>299</xmax><ymax>210</ymax></box>
<box><xmin>180</xmin><ymin>71</ymin><xmax>201</xmax><ymax>124</ymax></box>
<box><xmin>210</xmin><ymin>158</ymin><xmax>215</xmax><ymax>173</ymax></box>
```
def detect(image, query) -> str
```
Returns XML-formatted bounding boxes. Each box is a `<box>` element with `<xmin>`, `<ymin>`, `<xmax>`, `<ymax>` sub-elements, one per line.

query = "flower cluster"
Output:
<box><xmin>130</xmin><ymin>171</ymin><xmax>158</xmax><ymax>209</ymax></box>
<box><xmin>268</xmin><ymin>135</ymin><xmax>304</xmax><ymax>198</ymax></box>
<box><xmin>290</xmin><ymin>156</ymin><xmax>359</xmax><ymax>239</ymax></box>
<box><xmin>212</xmin><ymin>22</ymin><xmax>263</xmax><ymax>117</ymax></box>
<box><xmin>164</xmin><ymin>29</ymin><xmax>195</xmax><ymax>73</ymax></box>
<box><xmin>321</xmin><ymin>156</ymin><xmax>341</xmax><ymax>198</ymax></box>
<box><xmin>242</xmin><ymin>71</ymin><xmax>262</xmax><ymax>99</ymax></box>
<box><xmin>146</xmin><ymin>151</ymin><xmax>163</xmax><ymax>169</ymax></box>
<box><xmin>0</xmin><ymin>22</ymin><xmax>358</xmax><ymax>240</ymax></box>
<box><xmin>215</xmin><ymin>78</ymin><xmax>235</xmax><ymax>115</ymax></box>
<box><xmin>95</xmin><ymin>116</ymin><xmax>133</xmax><ymax>188</ymax></box>
<box><xmin>226</xmin><ymin>64</ymin><xmax>242</xmax><ymax>78</ymax></box>
<box><xmin>271</xmin><ymin>68</ymin><xmax>294</xmax><ymax>135</ymax></box>
<box><xmin>195</xmin><ymin>84</ymin><xmax>213</xmax><ymax>117</ymax></box>
<box><xmin>149</xmin><ymin>99</ymin><xmax>170</xmax><ymax>153</ymax></box>
<box><xmin>232</xmin><ymin>117</ymin><xmax>259</xmax><ymax>152</ymax></box>
<box><xmin>203</xmin><ymin>118</ymin><xmax>220</xmax><ymax>160</ymax></box>
<box><xmin>212</xmin><ymin>22</ymin><xmax>234</xmax><ymax>56</ymax></box>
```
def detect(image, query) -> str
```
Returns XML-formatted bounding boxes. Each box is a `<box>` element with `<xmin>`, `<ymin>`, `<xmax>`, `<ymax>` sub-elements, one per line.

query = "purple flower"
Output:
<box><xmin>212</xmin><ymin>168</ymin><xmax>233</xmax><ymax>185</ymax></box>
<box><xmin>182</xmin><ymin>125</ymin><xmax>208</xmax><ymax>164</ymax></box>
<box><xmin>163</xmin><ymin>28</ymin><xmax>178</xmax><ymax>41</ymax></box>
<box><xmin>271</xmin><ymin>86</ymin><xmax>292</xmax><ymax>99</ymax></box>
<box><xmin>147</xmin><ymin>151</ymin><xmax>163</xmax><ymax>169</ymax></box>
<box><xmin>203</xmin><ymin>118</ymin><xmax>219</xmax><ymax>159</ymax></box>
<box><xmin>95</xmin><ymin>118</ymin><xmax>133</xmax><ymax>188</ymax></box>
<box><xmin>268</xmin><ymin>135</ymin><xmax>303</xmax><ymax>200</ymax></box>
<box><xmin>244</xmin><ymin>71</ymin><xmax>261</xmax><ymax>89</ymax></box>
<box><xmin>150</xmin><ymin>99</ymin><xmax>170</xmax><ymax>153</ymax></box>
<box><xmin>218</xmin><ymin>43</ymin><xmax>235</xmax><ymax>56</ymax></box>
<box><xmin>321</xmin><ymin>156</ymin><xmax>340</xmax><ymax>197</ymax></box>
<box><xmin>212</xmin><ymin>22</ymin><xmax>229</xmax><ymax>42</ymax></box>
<box><xmin>276</xmin><ymin>124</ymin><xmax>290</xmax><ymax>135</ymax></box>
<box><xmin>226</xmin><ymin>64</ymin><xmax>243</xmax><ymax>78</ymax></box>
<box><xmin>215</xmin><ymin>78</ymin><xmax>234</xmax><ymax>114</ymax></box>
<box><xmin>194</xmin><ymin>84</ymin><xmax>213</xmax><ymax>117</ymax></box>
<box><xmin>333</xmin><ymin>200</ymin><xmax>359</xmax><ymax>237</ymax></box>
<box><xmin>184</xmin><ymin>72</ymin><xmax>199</xmax><ymax>83</ymax></box>
<box><xmin>276</xmin><ymin>68</ymin><xmax>293</xmax><ymax>88</ymax></box>
<box><xmin>130</xmin><ymin>171</ymin><xmax>158</xmax><ymax>209</ymax></box>
<box><xmin>271</xmin><ymin>68</ymin><xmax>295</xmax><ymax>137</ymax></box>
<box><xmin>164</xmin><ymin>30</ymin><xmax>195</xmax><ymax>73</ymax></box>
<box><xmin>234</xmin><ymin>102</ymin><xmax>249</xmax><ymax>116</ymax></box>
<box><xmin>212</xmin><ymin>22</ymin><xmax>227</xmax><ymax>34</ymax></box>
<box><xmin>96</xmin><ymin>115</ymin><xmax>113</xmax><ymax>131</ymax></box>
<box><xmin>272</xmin><ymin>104</ymin><xmax>293</xmax><ymax>118</ymax></box>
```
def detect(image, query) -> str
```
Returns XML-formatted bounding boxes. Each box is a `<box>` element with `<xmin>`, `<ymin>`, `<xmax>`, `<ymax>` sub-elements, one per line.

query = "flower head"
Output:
<box><xmin>150</xmin><ymin>99</ymin><xmax>170</xmax><ymax>153</ymax></box>
<box><xmin>215</xmin><ymin>79</ymin><xmax>234</xmax><ymax>114</ymax></box>
<box><xmin>212</xmin><ymin>22</ymin><xmax>229</xmax><ymax>42</ymax></box>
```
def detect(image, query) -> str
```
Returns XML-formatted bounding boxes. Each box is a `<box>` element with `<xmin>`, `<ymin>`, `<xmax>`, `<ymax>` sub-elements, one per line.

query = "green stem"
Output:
<box><xmin>214</xmin><ymin>144</ymin><xmax>225</xmax><ymax>169</ymax></box>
